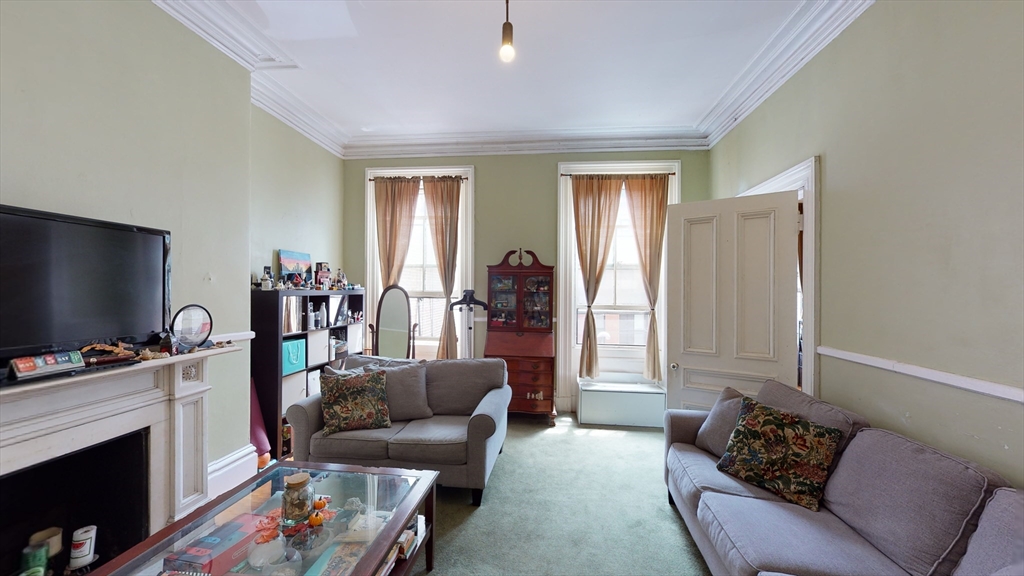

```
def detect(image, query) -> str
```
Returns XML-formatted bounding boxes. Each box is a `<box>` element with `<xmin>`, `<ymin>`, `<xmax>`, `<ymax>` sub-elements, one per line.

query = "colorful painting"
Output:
<box><xmin>279</xmin><ymin>249</ymin><xmax>312</xmax><ymax>284</ymax></box>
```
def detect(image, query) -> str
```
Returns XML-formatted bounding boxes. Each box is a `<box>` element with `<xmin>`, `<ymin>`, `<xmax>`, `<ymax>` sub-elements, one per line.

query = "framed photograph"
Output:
<box><xmin>263</xmin><ymin>265</ymin><xmax>273</xmax><ymax>281</ymax></box>
<box><xmin>278</xmin><ymin>249</ymin><xmax>312</xmax><ymax>284</ymax></box>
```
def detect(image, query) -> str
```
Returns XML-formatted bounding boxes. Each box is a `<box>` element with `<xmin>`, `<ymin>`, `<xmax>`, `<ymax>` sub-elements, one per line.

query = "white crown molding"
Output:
<box><xmin>700</xmin><ymin>0</ymin><xmax>874</xmax><ymax>147</ymax></box>
<box><xmin>251</xmin><ymin>73</ymin><xmax>348</xmax><ymax>158</ymax></box>
<box><xmin>152</xmin><ymin>0</ymin><xmax>297</xmax><ymax>71</ymax></box>
<box><xmin>156</xmin><ymin>0</ymin><xmax>871</xmax><ymax>159</ymax></box>
<box><xmin>342</xmin><ymin>129</ymin><xmax>708</xmax><ymax>160</ymax></box>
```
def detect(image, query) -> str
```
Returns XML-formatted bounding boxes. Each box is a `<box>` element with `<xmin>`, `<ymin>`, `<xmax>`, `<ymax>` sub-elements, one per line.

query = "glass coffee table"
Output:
<box><xmin>94</xmin><ymin>462</ymin><xmax>437</xmax><ymax>576</ymax></box>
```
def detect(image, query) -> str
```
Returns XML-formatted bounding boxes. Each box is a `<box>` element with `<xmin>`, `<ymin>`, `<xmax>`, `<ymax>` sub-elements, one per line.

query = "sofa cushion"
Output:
<box><xmin>388</xmin><ymin>416</ymin><xmax>471</xmax><ymax>465</ymax></box>
<box><xmin>667</xmin><ymin>442</ymin><xmax>783</xmax><ymax>511</ymax></box>
<box><xmin>343</xmin><ymin>355</ymin><xmax>424</xmax><ymax>369</ymax></box>
<box><xmin>952</xmin><ymin>487</ymin><xmax>1024</xmax><ymax>576</ymax></box>
<box><xmin>377</xmin><ymin>363</ymin><xmax>432</xmax><ymax>422</ymax></box>
<box><xmin>310</xmin><ymin>422</ymin><xmax>408</xmax><ymax>460</ymax></box>
<box><xmin>717</xmin><ymin>397</ymin><xmax>842</xmax><ymax>511</ymax></box>
<box><xmin>823</xmin><ymin>428</ymin><xmax>1010</xmax><ymax>576</ymax></box>
<box><xmin>425</xmin><ymin>358</ymin><xmax>506</xmax><ymax>415</ymax></box>
<box><xmin>756</xmin><ymin>379</ymin><xmax>869</xmax><ymax>466</ymax></box>
<box><xmin>695</xmin><ymin>387</ymin><xmax>744</xmax><ymax>457</ymax></box>
<box><xmin>320</xmin><ymin>370</ymin><xmax>391</xmax><ymax>435</ymax></box>
<box><xmin>697</xmin><ymin>492</ymin><xmax>909</xmax><ymax>576</ymax></box>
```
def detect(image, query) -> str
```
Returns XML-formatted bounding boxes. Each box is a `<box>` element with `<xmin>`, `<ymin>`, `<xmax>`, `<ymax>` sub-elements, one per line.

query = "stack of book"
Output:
<box><xmin>398</xmin><ymin>515</ymin><xmax>426</xmax><ymax>561</ymax></box>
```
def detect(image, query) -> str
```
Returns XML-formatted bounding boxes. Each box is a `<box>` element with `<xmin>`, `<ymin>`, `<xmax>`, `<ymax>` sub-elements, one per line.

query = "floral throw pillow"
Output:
<box><xmin>320</xmin><ymin>370</ymin><xmax>391</xmax><ymax>435</ymax></box>
<box><xmin>717</xmin><ymin>397</ymin><xmax>842</xmax><ymax>511</ymax></box>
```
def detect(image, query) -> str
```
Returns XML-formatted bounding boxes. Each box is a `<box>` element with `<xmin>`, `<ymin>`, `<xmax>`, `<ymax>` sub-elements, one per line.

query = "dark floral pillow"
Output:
<box><xmin>320</xmin><ymin>370</ymin><xmax>391</xmax><ymax>435</ymax></box>
<box><xmin>717</xmin><ymin>397</ymin><xmax>842</xmax><ymax>510</ymax></box>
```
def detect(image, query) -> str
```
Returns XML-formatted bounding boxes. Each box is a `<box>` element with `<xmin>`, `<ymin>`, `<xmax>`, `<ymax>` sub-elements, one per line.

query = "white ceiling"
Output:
<box><xmin>155</xmin><ymin>0</ymin><xmax>872</xmax><ymax>158</ymax></box>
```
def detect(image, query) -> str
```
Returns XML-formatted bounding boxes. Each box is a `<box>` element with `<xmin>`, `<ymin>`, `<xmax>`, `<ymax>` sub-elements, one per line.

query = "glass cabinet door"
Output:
<box><xmin>522</xmin><ymin>275</ymin><xmax>551</xmax><ymax>329</ymax></box>
<box><xmin>489</xmin><ymin>274</ymin><xmax>518</xmax><ymax>328</ymax></box>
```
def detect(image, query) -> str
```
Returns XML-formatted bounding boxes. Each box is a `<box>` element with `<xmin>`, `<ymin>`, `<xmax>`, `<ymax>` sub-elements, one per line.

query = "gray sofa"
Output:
<box><xmin>287</xmin><ymin>356</ymin><xmax>512</xmax><ymax>506</ymax></box>
<box><xmin>665</xmin><ymin>380</ymin><xmax>1024</xmax><ymax>576</ymax></box>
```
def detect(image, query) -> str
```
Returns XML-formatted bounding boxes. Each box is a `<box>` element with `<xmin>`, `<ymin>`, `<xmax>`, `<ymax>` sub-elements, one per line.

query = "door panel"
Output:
<box><xmin>667</xmin><ymin>191</ymin><xmax>799</xmax><ymax>410</ymax></box>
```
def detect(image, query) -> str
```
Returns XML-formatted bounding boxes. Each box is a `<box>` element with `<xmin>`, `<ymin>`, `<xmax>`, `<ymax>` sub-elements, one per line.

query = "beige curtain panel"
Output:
<box><xmin>571</xmin><ymin>174</ymin><xmax>622</xmax><ymax>379</ymax></box>
<box><xmin>423</xmin><ymin>176</ymin><xmax>462</xmax><ymax>360</ymax></box>
<box><xmin>624</xmin><ymin>174</ymin><xmax>669</xmax><ymax>382</ymax></box>
<box><xmin>374</xmin><ymin>176</ymin><xmax>420</xmax><ymax>287</ymax></box>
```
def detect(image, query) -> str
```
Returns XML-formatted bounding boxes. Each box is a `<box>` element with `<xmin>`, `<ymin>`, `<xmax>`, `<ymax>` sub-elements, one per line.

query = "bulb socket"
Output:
<box><xmin>502</xmin><ymin>21</ymin><xmax>513</xmax><ymax>47</ymax></box>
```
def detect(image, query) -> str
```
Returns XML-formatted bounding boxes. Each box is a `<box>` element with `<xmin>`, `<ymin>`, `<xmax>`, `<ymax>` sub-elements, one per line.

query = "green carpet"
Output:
<box><xmin>409</xmin><ymin>413</ymin><xmax>710</xmax><ymax>576</ymax></box>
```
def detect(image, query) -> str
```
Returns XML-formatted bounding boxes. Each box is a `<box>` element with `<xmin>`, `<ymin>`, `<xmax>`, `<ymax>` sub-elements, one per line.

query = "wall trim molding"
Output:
<box><xmin>251</xmin><ymin>74</ymin><xmax>347</xmax><ymax>159</ymax></box>
<box><xmin>152</xmin><ymin>0</ymin><xmax>297</xmax><ymax>71</ymax></box>
<box><xmin>209</xmin><ymin>330</ymin><xmax>255</xmax><ymax>343</ymax></box>
<box><xmin>207</xmin><ymin>443</ymin><xmax>258</xmax><ymax>499</ymax></box>
<box><xmin>701</xmin><ymin>0</ymin><xmax>874</xmax><ymax>147</ymax></box>
<box><xmin>154</xmin><ymin>0</ymin><xmax>872</xmax><ymax>159</ymax></box>
<box><xmin>817</xmin><ymin>346</ymin><xmax>1024</xmax><ymax>404</ymax></box>
<box><xmin>342</xmin><ymin>131</ymin><xmax>708</xmax><ymax>160</ymax></box>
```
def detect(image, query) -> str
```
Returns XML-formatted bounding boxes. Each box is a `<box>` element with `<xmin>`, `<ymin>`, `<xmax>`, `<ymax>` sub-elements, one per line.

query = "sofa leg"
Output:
<box><xmin>471</xmin><ymin>488</ymin><xmax>483</xmax><ymax>506</ymax></box>
<box><xmin>668</xmin><ymin>491</ymin><xmax>675</xmax><ymax>506</ymax></box>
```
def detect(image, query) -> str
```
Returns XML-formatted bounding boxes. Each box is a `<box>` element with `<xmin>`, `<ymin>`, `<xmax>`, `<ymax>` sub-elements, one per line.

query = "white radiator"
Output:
<box><xmin>577</xmin><ymin>381</ymin><xmax>665</xmax><ymax>428</ymax></box>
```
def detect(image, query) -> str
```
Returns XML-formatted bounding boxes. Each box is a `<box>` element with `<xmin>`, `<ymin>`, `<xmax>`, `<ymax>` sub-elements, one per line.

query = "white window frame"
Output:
<box><xmin>365</xmin><ymin>166</ymin><xmax>475</xmax><ymax>358</ymax></box>
<box><xmin>556</xmin><ymin>160</ymin><xmax>681</xmax><ymax>413</ymax></box>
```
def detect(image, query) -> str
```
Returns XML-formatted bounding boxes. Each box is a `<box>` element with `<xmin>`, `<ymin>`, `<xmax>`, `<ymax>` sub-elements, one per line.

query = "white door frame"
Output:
<box><xmin>737</xmin><ymin>157</ymin><xmax>819</xmax><ymax>397</ymax></box>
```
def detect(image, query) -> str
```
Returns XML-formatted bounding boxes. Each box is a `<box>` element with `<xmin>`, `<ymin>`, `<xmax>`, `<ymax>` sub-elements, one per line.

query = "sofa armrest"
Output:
<box><xmin>665</xmin><ymin>409</ymin><xmax>709</xmax><ymax>445</ymax></box>
<box><xmin>466</xmin><ymin>385</ymin><xmax>513</xmax><ymax>489</ymax></box>
<box><xmin>286</xmin><ymin>393</ymin><xmax>324</xmax><ymax>462</ymax></box>
<box><xmin>664</xmin><ymin>409</ymin><xmax>709</xmax><ymax>484</ymax></box>
<box><xmin>469</xmin><ymin>385</ymin><xmax>513</xmax><ymax>440</ymax></box>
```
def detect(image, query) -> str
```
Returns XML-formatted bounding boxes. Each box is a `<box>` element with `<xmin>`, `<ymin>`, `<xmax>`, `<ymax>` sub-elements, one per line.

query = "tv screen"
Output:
<box><xmin>0</xmin><ymin>205</ymin><xmax>170</xmax><ymax>369</ymax></box>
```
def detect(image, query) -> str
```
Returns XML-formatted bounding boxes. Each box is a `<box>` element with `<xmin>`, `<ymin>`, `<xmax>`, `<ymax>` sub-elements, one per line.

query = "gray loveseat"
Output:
<box><xmin>665</xmin><ymin>379</ymin><xmax>1024</xmax><ymax>576</ymax></box>
<box><xmin>287</xmin><ymin>356</ymin><xmax>512</xmax><ymax>506</ymax></box>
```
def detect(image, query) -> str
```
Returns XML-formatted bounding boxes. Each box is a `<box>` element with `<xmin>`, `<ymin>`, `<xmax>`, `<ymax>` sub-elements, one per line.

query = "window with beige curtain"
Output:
<box><xmin>570</xmin><ymin>171</ymin><xmax>672</xmax><ymax>382</ymax></box>
<box><xmin>367</xmin><ymin>168</ymin><xmax>472</xmax><ymax>361</ymax></box>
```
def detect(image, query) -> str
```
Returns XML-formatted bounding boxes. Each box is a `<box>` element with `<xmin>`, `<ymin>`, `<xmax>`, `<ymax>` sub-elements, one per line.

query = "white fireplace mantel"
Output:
<box><xmin>0</xmin><ymin>335</ymin><xmax>252</xmax><ymax>528</ymax></box>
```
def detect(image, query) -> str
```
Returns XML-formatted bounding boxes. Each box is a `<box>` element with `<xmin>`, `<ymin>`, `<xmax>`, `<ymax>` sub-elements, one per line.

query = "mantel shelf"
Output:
<box><xmin>0</xmin><ymin>332</ymin><xmax>253</xmax><ymax>401</ymax></box>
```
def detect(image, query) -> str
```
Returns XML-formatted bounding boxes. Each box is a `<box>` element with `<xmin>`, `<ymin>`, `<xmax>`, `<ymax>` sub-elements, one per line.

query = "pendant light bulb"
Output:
<box><xmin>500</xmin><ymin>0</ymin><xmax>515</xmax><ymax>62</ymax></box>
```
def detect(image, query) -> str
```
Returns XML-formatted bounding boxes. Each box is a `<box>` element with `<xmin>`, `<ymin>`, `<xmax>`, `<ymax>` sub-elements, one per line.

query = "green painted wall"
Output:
<box><xmin>0</xmin><ymin>0</ymin><xmax>253</xmax><ymax>461</ymax></box>
<box><xmin>342</xmin><ymin>150</ymin><xmax>709</xmax><ymax>353</ymax></box>
<box><xmin>249</xmin><ymin>106</ymin><xmax>345</xmax><ymax>279</ymax></box>
<box><xmin>709</xmin><ymin>1</ymin><xmax>1024</xmax><ymax>485</ymax></box>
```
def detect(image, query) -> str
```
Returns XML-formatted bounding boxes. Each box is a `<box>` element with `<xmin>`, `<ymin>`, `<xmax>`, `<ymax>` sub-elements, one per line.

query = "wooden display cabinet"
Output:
<box><xmin>484</xmin><ymin>249</ymin><xmax>556</xmax><ymax>426</ymax></box>
<box><xmin>251</xmin><ymin>288</ymin><xmax>364</xmax><ymax>460</ymax></box>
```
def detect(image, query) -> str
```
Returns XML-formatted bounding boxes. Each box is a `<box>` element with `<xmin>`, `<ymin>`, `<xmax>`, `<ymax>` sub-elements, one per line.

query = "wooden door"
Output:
<box><xmin>666</xmin><ymin>191</ymin><xmax>799</xmax><ymax>409</ymax></box>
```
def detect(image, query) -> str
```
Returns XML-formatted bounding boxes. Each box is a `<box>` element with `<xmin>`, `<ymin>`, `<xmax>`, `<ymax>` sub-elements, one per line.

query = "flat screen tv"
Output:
<box><xmin>0</xmin><ymin>205</ymin><xmax>170</xmax><ymax>378</ymax></box>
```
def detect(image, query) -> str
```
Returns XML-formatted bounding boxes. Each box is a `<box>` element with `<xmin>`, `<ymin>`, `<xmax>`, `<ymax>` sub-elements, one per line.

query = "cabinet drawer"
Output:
<box><xmin>508</xmin><ymin>371</ymin><xmax>553</xmax><ymax>386</ymax></box>
<box><xmin>281</xmin><ymin>372</ymin><xmax>308</xmax><ymax>415</ymax></box>
<box><xmin>510</xmin><ymin>383</ymin><xmax>552</xmax><ymax>400</ymax></box>
<box><xmin>506</xmin><ymin>358</ymin><xmax>553</xmax><ymax>372</ymax></box>
<box><xmin>307</xmin><ymin>329</ymin><xmax>330</xmax><ymax>366</ymax></box>
<box><xmin>509</xmin><ymin>398</ymin><xmax>552</xmax><ymax>413</ymax></box>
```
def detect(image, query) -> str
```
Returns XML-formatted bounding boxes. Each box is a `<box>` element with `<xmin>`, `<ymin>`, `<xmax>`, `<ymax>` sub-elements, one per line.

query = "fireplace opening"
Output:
<box><xmin>0</xmin><ymin>428</ymin><xmax>150</xmax><ymax>574</ymax></box>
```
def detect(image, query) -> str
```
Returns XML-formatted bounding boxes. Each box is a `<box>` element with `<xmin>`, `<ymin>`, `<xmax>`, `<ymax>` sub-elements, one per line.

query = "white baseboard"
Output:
<box><xmin>208</xmin><ymin>443</ymin><xmax>258</xmax><ymax>499</ymax></box>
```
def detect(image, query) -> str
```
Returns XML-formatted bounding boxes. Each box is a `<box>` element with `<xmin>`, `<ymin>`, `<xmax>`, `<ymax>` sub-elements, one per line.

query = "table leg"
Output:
<box><xmin>426</xmin><ymin>481</ymin><xmax>435</xmax><ymax>571</ymax></box>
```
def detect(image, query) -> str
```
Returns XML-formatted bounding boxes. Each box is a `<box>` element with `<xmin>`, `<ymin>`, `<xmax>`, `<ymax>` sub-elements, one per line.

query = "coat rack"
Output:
<box><xmin>450</xmin><ymin>289</ymin><xmax>488</xmax><ymax>357</ymax></box>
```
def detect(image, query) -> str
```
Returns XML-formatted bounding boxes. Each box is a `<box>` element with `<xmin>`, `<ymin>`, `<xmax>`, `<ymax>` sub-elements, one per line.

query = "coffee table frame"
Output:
<box><xmin>94</xmin><ymin>460</ymin><xmax>437</xmax><ymax>576</ymax></box>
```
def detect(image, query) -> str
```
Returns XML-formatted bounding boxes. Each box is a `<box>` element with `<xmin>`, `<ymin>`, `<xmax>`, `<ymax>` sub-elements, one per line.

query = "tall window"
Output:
<box><xmin>400</xmin><ymin>187</ymin><xmax>450</xmax><ymax>350</ymax></box>
<box><xmin>574</xmin><ymin>187</ymin><xmax>650</xmax><ymax>346</ymax></box>
<box><xmin>365</xmin><ymin>167</ymin><xmax>474</xmax><ymax>360</ymax></box>
<box><xmin>556</xmin><ymin>160</ymin><xmax>679</xmax><ymax>388</ymax></box>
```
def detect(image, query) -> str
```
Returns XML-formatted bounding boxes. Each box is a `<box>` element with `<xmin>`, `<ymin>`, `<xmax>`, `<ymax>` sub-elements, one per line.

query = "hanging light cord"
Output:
<box><xmin>506</xmin><ymin>0</ymin><xmax>510</xmax><ymax>23</ymax></box>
